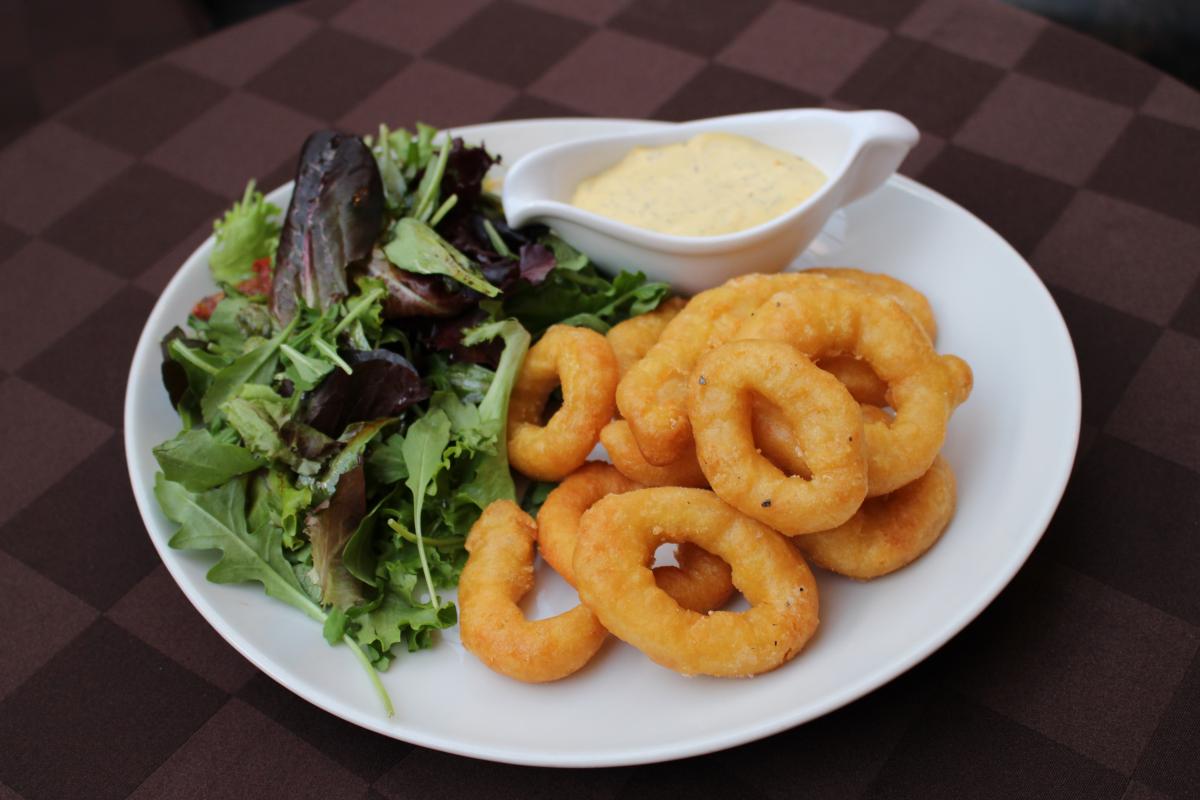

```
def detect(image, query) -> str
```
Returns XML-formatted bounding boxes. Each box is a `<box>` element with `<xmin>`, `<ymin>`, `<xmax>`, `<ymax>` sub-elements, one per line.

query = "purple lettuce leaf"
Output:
<box><xmin>301</xmin><ymin>349</ymin><xmax>430</xmax><ymax>437</ymax></box>
<box><xmin>306</xmin><ymin>464</ymin><xmax>366</xmax><ymax>608</ymax></box>
<box><xmin>270</xmin><ymin>131</ymin><xmax>385</xmax><ymax>324</ymax></box>
<box><xmin>516</xmin><ymin>243</ymin><xmax>556</xmax><ymax>285</ymax></box>
<box><xmin>438</xmin><ymin>138</ymin><xmax>496</xmax><ymax>209</ymax></box>
<box><xmin>424</xmin><ymin>309</ymin><xmax>504</xmax><ymax>367</ymax></box>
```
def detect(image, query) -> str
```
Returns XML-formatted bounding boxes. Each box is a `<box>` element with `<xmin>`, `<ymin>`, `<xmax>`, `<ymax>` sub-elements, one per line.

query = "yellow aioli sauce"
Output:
<box><xmin>570</xmin><ymin>133</ymin><xmax>826</xmax><ymax>237</ymax></box>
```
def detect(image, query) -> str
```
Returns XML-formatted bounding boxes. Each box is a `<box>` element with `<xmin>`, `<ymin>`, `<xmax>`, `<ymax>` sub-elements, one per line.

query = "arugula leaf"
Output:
<box><xmin>429</xmin><ymin>359</ymin><xmax>494</xmax><ymax>405</ymax></box>
<box><xmin>366</xmin><ymin>435</ymin><xmax>409</xmax><ymax>486</ymax></box>
<box><xmin>201</xmin><ymin>317</ymin><xmax>295</xmax><ymax>422</ymax></box>
<box><xmin>157</xmin><ymin>473</ymin><xmax>392</xmax><ymax>715</ymax></box>
<box><xmin>279</xmin><ymin>343</ymin><xmax>334</xmax><ymax>392</ymax></box>
<box><xmin>153</xmin><ymin>428</ymin><xmax>262</xmax><ymax>491</ymax></box>
<box><xmin>540</xmin><ymin>232</ymin><xmax>588</xmax><ymax>272</ymax></box>
<box><xmin>556</xmin><ymin>270</ymin><xmax>670</xmax><ymax>331</ymax></box>
<box><xmin>413</xmin><ymin>137</ymin><xmax>451</xmax><ymax>222</ymax></box>
<box><xmin>456</xmin><ymin>318</ymin><xmax>530</xmax><ymax>510</ymax></box>
<box><xmin>221</xmin><ymin>385</ymin><xmax>292</xmax><ymax>460</ymax></box>
<box><xmin>157</xmin><ymin>474</ymin><xmax>320</xmax><ymax>620</ymax></box>
<box><xmin>206</xmin><ymin>296</ymin><xmax>272</xmax><ymax>357</ymax></box>
<box><xmin>399</xmin><ymin>409</ymin><xmax>452</xmax><ymax>607</ymax></box>
<box><xmin>502</xmin><ymin>265</ymin><xmax>668</xmax><ymax>336</ymax></box>
<box><xmin>342</xmin><ymin>487</ymin><xmax>398</xmax><ymax>584</ymax></box>
<box><xmin>210</xmin><ymin>181</ymin><xmax>281</xmax><ymax>285</ymax></box>
<box><xmin>383</xmin><ymin>218</ymin><xmax>500</xmax><ymax>297</ymax></box>
<box><xmin>368</xmin><ymin>125</ymin><xmax>413</xmax><ymax>215</ymax></box>
<box><xmin>430</xmin><ymin>390</ymin><xmax>491</xmax><ymax>452</ymax></box>
<box><xmin>162</xmin><ymin>331</ymin><xmax>225</xmax><ymax>422</ymax></box>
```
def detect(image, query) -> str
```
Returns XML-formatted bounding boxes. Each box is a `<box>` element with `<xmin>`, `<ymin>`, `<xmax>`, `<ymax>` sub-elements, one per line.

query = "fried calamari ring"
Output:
<box><xmin>653</xmin><ymin>540</ymin><xmax>735</xmax><ymax>615</ymax></box>
<box><xmin>459</xmin><ymin>501</ymin><xmax>608</xmax><ymax>683</ymax></box>
<box><xmin>751</xmin><ymin>396</ymin><xmax>811</xmax><ymax>478</ymax></box>
<box><xmin>536</xmin><ymin>462</ymin><xmax>733</xmax><ymax>612</ymax></box>
<box><xmin>737</xmin><ymin>286</ymin><xmax>971</xmax><ymax>495</ymax></box>
<box><xmin>607</xmin><ymin>297</ymin><xmax>686</xmax><ymax>378</ymax></box>
<box><xmin>507</xmin><ymin>325</ymin><xmax>619</xmax><ymax>481</ymax></box>
<box><xmin>603</xmin><ymin>406</ymin><xmax>813</xmax><ymax>487</ymax></box>
<box><xmin>574</xmin><ymin>488</ymin><xmax>819</xmax><ymax>677</ymax></box>
<box><xmin>600</xmin><ymin>420</ymin><xmax>709</xmax><ymax>488</ymax></box>
<box><xmin>818</xmin><ymin>356</ymin><xmax>889</xmax><ymax>407</ymax></box>
<box><xmin>808</xmin><ymin>269</ymin><xmax>937</xmax><ymax>405</ymax></box>
<box><xmin>617</xmin><ymin>270</ymin><xmax>936</xmax><ymax>466</ymax></box>
<box><xmin>689</xmin><ymin>340</ymin><xmax>867</xmax><ymax>534</ymax></box>
<box><xmin>753</xmin><ymin>403</ymin><xmax>893</xmax><ymax>479</ymax></box>
<box><xmin>796</xmin><ymin>456</ymin><xmax>956</xmax><ymax>579</ymax></box>
<box><xmin>804</xmin><ymin>267</ymin><xmax>937</xmax><ymax>341</ymax></box>
<box><xmin>616</xmin><ymin>273</ymin><xmax>824</xmax><ymax>466</ymax></box>
<box><xmin>537</xmin><ymin>462</ymin><xmax>642</xmax><ymax>583</ymax></box>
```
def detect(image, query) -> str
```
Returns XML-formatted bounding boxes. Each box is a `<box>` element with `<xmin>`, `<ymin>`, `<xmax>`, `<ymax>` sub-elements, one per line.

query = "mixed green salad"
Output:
<box><xmin>153</xmin><ymin>123</ymin><xmax>667</xmax><ymax>713</ymax></box>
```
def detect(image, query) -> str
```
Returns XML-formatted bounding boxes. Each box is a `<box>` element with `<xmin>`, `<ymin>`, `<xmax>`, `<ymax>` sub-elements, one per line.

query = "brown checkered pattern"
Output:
<box><xmin>1</xmin><ymin>0</ymin><xmax>1198</xmax><ymax>797</ymax></box>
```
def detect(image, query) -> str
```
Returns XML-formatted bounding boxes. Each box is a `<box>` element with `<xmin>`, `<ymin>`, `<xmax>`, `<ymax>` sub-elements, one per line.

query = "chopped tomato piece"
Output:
<box><xmin>236</xmin><ymin>257</ymin><xmax>273</xmax><ymax>297</ymax></box>
<box><xmin>191</xmin><ymin>291</ymin><xmax>225</xmax><ymax>321</ymax></box>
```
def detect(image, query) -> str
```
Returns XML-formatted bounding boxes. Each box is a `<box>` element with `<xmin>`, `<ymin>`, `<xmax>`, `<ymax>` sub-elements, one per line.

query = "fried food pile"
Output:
<box><xmin>458</xmin><ymin>269</ymin><xmax>972</xmax><ymax>682</ymax></box>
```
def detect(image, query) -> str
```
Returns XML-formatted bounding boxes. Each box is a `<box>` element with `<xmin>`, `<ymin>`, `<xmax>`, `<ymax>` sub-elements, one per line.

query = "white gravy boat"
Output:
<box><xmin>502</xmin><ymin>109</ymin><xmax>919</xmax><ymax>294</ymax></box>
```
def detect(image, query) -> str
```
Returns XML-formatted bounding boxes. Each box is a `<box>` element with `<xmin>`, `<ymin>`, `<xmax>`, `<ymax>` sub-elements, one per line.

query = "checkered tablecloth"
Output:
<box><xmin>1</xmin><ymin>0</ymin><xmax>1197</xmax><ymax>797</ymax></box>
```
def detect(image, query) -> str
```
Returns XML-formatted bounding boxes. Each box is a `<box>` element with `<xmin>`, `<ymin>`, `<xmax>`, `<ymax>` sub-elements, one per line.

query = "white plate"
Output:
<box><xmin>124</xmin><ymin>117</ymin><xmax>1080</xmax><ymax>767</ymax></box>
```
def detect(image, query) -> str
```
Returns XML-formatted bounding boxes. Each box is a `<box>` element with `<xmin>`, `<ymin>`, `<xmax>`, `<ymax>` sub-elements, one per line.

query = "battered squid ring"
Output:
<box><xmin>817</xmin><ymin>356</ymin><xmax>889</xmax><ymax>407</ymax></box>
<box><xmin>804</xmin><ymin>267</ymin><xmax>937</xmax><ymax>341</ymax></box>
<box><xmin>606</xmin><ymin>397</ymin><xmax>894</xmax><ymax>500</ymax></box>
<box><xmin>796</xmin><ymin>456</ymin><xmax>956</xmax><ymax>579</ymax></box>
<box><xmin>602</xmin><ymin>400</ymin><xmax>823</xmax><ymax>487</ymax></box>
<box><xmin>806</xmin><ymin>268</ymin><xmax>938</xmax><ymax>409</ymax></box>
<box><xmin>689</xmin><ymin>339</ymin><xmax>867</xmax><ymax>535</ymax></box>
<box><xmin>458</xmin><ymin>501</ymin><xmax>608</xmax><ymax>683</ymax></box>
<box><xmin>617</xmin><ymin>270</ymin><xmax>937</xmax><ymax>466</ymax></box>
<box><xmin>536</xmin><ymin>462</ymin><xmax>733</xmax><ymax>612</ymax></box>
<box><xmin>600</xmin><ymin>420</ymin><xmax>709</xmax><ymax>488</ymax></box>
<box><xmin>574</xmin><ymin>488</ymin><xmax>820</xmax><ymax>677</ymax></box>
<box><xmin>753</xmin><ymin>403</ymin><xmax>893</xmax><ymax>479</ymax></box>
<box><xmin>737</xmin><ymin>286</ymin><xmax>971</xmax><ymax>495</ymax></box>
<box><xmin>507</xmin><ymin>325</ymin><xmax>619</xmax><ymax>481</ymax></box>
<box><xmin>606</xmin><ymin>297</ymin><xmax>686</xmax><ymax>378</ymax></box>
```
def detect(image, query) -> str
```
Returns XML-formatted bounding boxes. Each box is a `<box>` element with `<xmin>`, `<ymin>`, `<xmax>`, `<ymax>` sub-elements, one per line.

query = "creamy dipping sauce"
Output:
<box><xmin>570</xmin><ymin>133</ymin><xmax>826</xmax><ymax>237</ymax></box>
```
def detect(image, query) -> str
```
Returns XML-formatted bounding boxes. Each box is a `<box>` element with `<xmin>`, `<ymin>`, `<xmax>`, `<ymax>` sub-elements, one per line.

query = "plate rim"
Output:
<box><xmin>123</xmin><ymin>115</ymin><xmax>1081</xmax><ymax>768</ymax></box>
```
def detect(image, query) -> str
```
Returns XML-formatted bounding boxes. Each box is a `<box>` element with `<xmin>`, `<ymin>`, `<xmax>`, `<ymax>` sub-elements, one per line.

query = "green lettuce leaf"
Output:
<box><xmin>354</xmin><ymin>579</ymin><xmax>457</xmax><ymax>657</ymax></box>
<box><xmin>455</xmin><ymin>318</ymin><xmax>530</xmax><ymax>510</ymax></box>
<box><xmin>153</xmin><ymin>428</ymin><xmax>262</xmax><ymax>492</ymax></box>
<box><xmin>201</xmin><ymin>317</ymin><xmax>295</xmax><ymax>422</ymax></box>
<box><xmin>206</xmin><ymin>296</ymin><xmax>272</xmax><ymax>357</ymax></box>
<box><xmin>398</xmin><ymin>409</ymin><xmax>453</xmax><ymax>608</ymax></box>
<box><xmin>210</xmin><ymin>181</ymin><xmax>281</xmax><ymax>285</ymax></box>
<box><xmin>383</xmin><ymin>218</ymin><xmax>500</xmax><ymax>297</ymax></box>
<box><xmin>156</xmin><ymin>473</ymin><xmax>320</xmax><ymax>621</ymax></box>
<box><xmin>279</xmin><ymin>343</ymin><xmax>334</xmax><ymax>392</ymax></box>
<box><xmin>502</xmin><ymin>264</ymin><xmax>669</xmax><ymax>336</ymax></box>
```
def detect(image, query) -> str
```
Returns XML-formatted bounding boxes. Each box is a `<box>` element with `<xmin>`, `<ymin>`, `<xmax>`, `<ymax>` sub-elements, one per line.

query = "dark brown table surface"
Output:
<box><xmin>1</xmin><ymin>0</ymin><xmax>1198</xmax><ymax>797</ymax></box>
